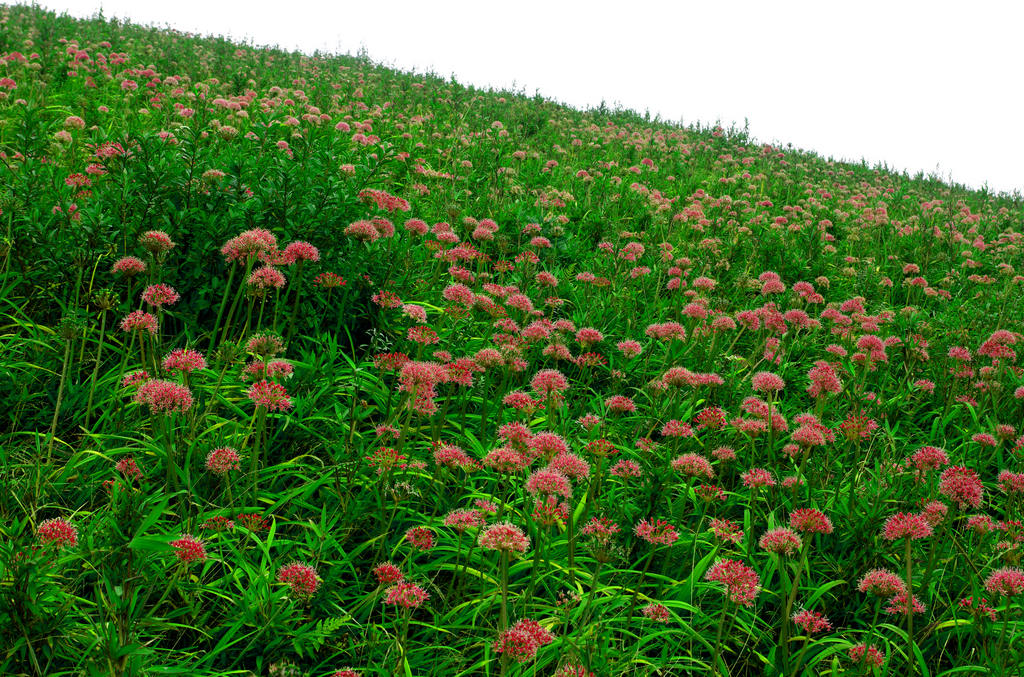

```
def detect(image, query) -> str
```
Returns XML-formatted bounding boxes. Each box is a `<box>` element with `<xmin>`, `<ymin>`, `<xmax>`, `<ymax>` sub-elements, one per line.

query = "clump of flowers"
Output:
<box><xmin>635</xmin><ymin>519</ymin><xmax>679</xmax><ymax>546</ymax></box>
<box><xmin>247</xmin><ymin>380</ymin><xmax>292</xmax><ymax>411</ymax></box>
<box><xmin>37</xmin><ymin>518</ymin><xmax>78</xmax><ymax>549</ymax></box>
<box><xmin>479</xmin><ymin>522</ymin><xmax>530</xmax><ymax>554</ymax></box>
<box><xmin>170</xmin><ymin>535</ymin><xmax>206</xmax><ymax>564</ymax></box>
<box><xmin>985</xmin><ymin>567</ymin><xmax>1024</xmax><ymax>597</ymax></box>
<box><xmin>705</xmin><ymin>558</ymin><xmax>760</xmax><ymax>606</ymax></box>
<box><xmin>759</xmin><ymin>527</ymin><xmax>802</xmax><ymax>555</ymax></box>
<box><xmin>641</xmin><ymin>603</ymin><xmax>670</xmax><ymax>623</ymax></box>
<box><xmin>134</xmin><ymin>380</ymin><xmax>193</xmax><ymax>414</ymax></box>
<box><xmin>384</xmin><ymin>581</ymin><xmax>430</xmax><ymax>609</ymax></box>
<box><xmin>277</xmin><ymin>561</ymin><xmax>320</xmax><ymax>599</ymax></box>
<box><xmin>205</xmin><ymin>447</ymin><xmax>241</xmax><ymax>475</ymax></box>
<box><xmin>492</xmin><ymin>619</ymin><xmax>555</xmax><ymax>663</ymax></box>
<box><xmin>792</xmin><ymin>609</ymin><xmax>832</xmax><ymax>634</ymax></box>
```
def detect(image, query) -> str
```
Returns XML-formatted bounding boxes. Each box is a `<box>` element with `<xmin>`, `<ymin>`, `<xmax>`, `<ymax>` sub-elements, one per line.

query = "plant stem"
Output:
<box><xmin>45</xmin><ymin>339</ymin><xmax>73</xmax><ymax>464</ymax></box>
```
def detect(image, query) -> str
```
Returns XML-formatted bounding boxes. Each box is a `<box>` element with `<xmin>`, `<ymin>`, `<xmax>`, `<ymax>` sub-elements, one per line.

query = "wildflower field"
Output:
<box><xmin>2</xmin><ymin>5</ymin><xmax>1024</xmax><ymax>676</ymax></box>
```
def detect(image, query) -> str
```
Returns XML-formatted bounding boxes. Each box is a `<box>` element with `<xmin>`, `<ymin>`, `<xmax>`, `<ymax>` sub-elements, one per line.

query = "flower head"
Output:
<box><xmin>384</xmin><ymin>581</ymin><xmax>429</xmax><ymax>609</ymax></box>
<box><xmin>985</xmin><ymin>567</ymin><xmax>1024</xmax><ymax>597</ymax></box>
<box><xmin>858</xmin><ymin>568</ymin><xmax>906</xmax><ymax>597</ymax></box>
<box><xmin>705</xmin><ymin>558</ymin><xmax>761</xmax><ymax>606</ymax></box>
<box><xmin>404</xmin><ymin>527</ymin><xmax>434</xmax><ymax>551</ymax></box>
<box><xmin>641</xmin><ymin>603</ymin><xmax>670</xmax><ymax>623</ymax></box>
<box><xmin>142</xmin><ymin>284</ymin><xmax>180</xmax><ymax>308</ymax></box>
<box><xmin>120</xmin><ymin>310</ymin><xmax>158</xmax><ymax>335</ymax></box>
<box><xmin>789</xmin><ymin>508</ymin><xmax>833</xmax><ymax>534</ymax></box>
<box><xmin>635</xmin><ymin>519</ymin><xmax>679</xmax><ymax>546</ymax></box>
<box><xmin>792</xmin><ymin>609</ymin><xmax>832</xmax><ymax>634</ymax></box>
<box><xmin>752</xmin><ymin>371</ymin><xmax>785</xmax><ymax>393</ymax></box>
<box><xmin>277</xmin><ymin>561</ymin><xmax>319</xmax><ymax>599</ymax></box>
<box><xmin>848</xmin><ymin>644</ymin><xmax>885</xmax><ymax>669</ymax></box>
<box><xmin>759</xmin><ymin>527</ymin><xmax>802</xmax><ymax>555</ymax></box>
<box><xmin>37</xmin><ymin>518</ymin><xmax>78</xmax><ymax>549</ymax></box>
<box><xmin>247</xmin><ymin>380</ymin><xmax>292</xmax><ymax>411</ymax></box>
<box><xmin>162</xmin><ymin>348</ymin><xmax>207</xmax><ymax>373</ymax></box>
<box><xmin>479</xmin><ymin>522</ymin><xmax>530</xmax><ymax>554</ymax></box>
<box><xmin>170</xmin><ymin>534</ymin><xmax>206</xmax><ymax>564</ymax></box>
<box><xmin>134</xmin><ymin>379</ymin><xmax>193</xmax><ymax>414</ymax></box>
<box><xmin>938</xmin><ymin>465</ymin><xmax>984</xmax><ymax>510</ymax></box>
<box><xmin>493</xmin><ymin>619</ymin><xmax>555</xmax><ymax>663</ymax></box>
<box><xmin>205</xmin><ymin>447</ymin><xmax>241</xmax><ymax>475</ymax></box>
<box><xmin>372</xmin><ymin>562</ymin><xmax>404</xmax><ymax>585</ymax></box>
<box><xmin>882</xmin><ymin>512</ymin><xmax>933</xmax><ymax>541</ymax></box>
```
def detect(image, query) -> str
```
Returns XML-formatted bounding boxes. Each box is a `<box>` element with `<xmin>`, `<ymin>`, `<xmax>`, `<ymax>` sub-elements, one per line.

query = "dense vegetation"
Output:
<box><xmin>1</xmin><ymin>4</ymin><xmax>1023</xmax><ymax>676</ymax></box>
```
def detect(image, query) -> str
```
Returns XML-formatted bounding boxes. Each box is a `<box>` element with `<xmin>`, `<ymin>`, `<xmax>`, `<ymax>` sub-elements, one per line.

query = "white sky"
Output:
<box><xmin>31</xmin><ymin>0</ymin><xmax>1024</xmax><ymax>195</ymax></box>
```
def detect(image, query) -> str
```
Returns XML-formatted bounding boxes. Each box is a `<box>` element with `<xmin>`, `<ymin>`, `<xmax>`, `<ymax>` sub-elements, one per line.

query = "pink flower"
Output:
<box><xmin>759</xmin><ymin>527</ymin><xmax>802</xmax><ymax>555</ymax></box>
<box><xmin>882</xmin><ymin>512</ymin><xmax>933</xmax><ymax>541</ymax></box>
<box><xmin>247</xmin><ymin>380</ymin><xmax>292</xmax><ymax>411</ymax></box>
<box><xmin>358</xmin><ymin>188</ymin><xmax>410</xmax><ymax>213</ymax></box>
<box><xmin>616</xmin><ymin>340</ymin><xmax>643</xmax><ymax>358</ymax></box>
<box><xmin>908</xmin><ymin>446</ymin><xmax>948</xmax><ymax>473</ymax></box>
<box><xmin>792</xmin><ymin>609</ymin><xmax>832</xmax><ymax>634</ymax></box>
<box><xmin>344</xmin><ymin>220</ymin><xmax>380</xmax><ymax>242</ymax></box>
<box><xmin>221</xmin><ymin>229</ymin><xmax>277</xmax><ymax>263</ymax></box>
<box><xmin>741</xmin><ymin>467</ymin><xmax>775</xmax><ymax>489</ymax></box>
<box><xmin>170</xmin><ymin>535</ymin><xmax>206</xmax><ymax>564</ymax></box>
<box><xmin>139</xmin><ymin>230</ymin><xmax>175</xmax><ymax>254</ymax></box>
<box><xmin>789</xmin><ymin>508</ymin><xmax>833</xmax><ymax>534</ymax></box>
<box><xmin>479</xmin><ymin>522</ymin><xmax>530</xmax><ymax>553</ymax></box>
<box><xmin>493</xmin><ymin>619</ymin><xmax>555</xmax><ymax>663</ymax></box>
<box><xmin>283</xmin><ymin>241</ymin><xmax>319</xmax><ymax>263</ymax></box>
<box><xmin>162</xmin><ymin>348</ymin><xmax>207</xmax><ymax>373</ymax></box>
<box><xmin>247</xmin><ymin>265</ymin><xmax>286</xmax><ymax>291</ymax></box>
<box><xmin>531</xmin><ymin>369</ymin><xmax>569</xmax><ymax>396</ymax></box>
<box><xmin>37</xmin><ymin>518</ymin><xmax>78</xmax><ymax>549</ymax></box>
<box><xmin>384</xmin><ymin>581</ymin><xmax>429</xmax><ymax>608</ymax></box>
<box><xmin>635</xmin><ymin>519</ymin><xmax>679</xmax><ymax>546</ymax></box>
<box><xmin>641</xmin><ymin>603</ymin><xmax>670</xmax><ymax>623</ymax></box>
<box><xmin>277</xmin><ymin>561</ymin><xmax>319</xmax><ymax>598</ymax></box>
<box><xmin>985</xmin><ymin>567</ymin><xmax>1024</xmax><ymax>597</ymax></box>
<box><xmin>709</xmin><ymin>519</ymin><xmax>744</xmax><ymax>545</ymax></box>
<box><xmin>552</xmin><ymin>450</ymin><xmax>593</xmax><ymax>477</ymax></box>
<box><xmin>142</xmin><ymin>284</ymin><xmax>179</xmax><ymax>308</ymax></box>
<box><xmin>858</xmin><ymin>568</ymin><xmax>906</xmax><ymax>597</ymax></box>
<box><xmin>120</xmin><ymin>310</ymin><xmax>158</xmax><ymax>335</ymax></box>
<box><xmin>705</xmin><ymin>558</ymin><xmax>760</xmax><ymax>606</ymax></box>
<box><xmin>752</xmin><ymin>370</ymin><xmax>785</xmax><ymax>393</ymax></box>
<box><xmin>848</xmin><ymin>644</ymin><xmax>885</xmax><ymax>668</ymax></box>
<box><xmin>404</xmin><ymin>527</ymin><xmax>434</xmax><ymax>551</ymax></box>
<box><xmin>443</xmin><ymin>509</ymin><xmax>485</xmax><ymax>532</ymax></box>
<box><xmin>671</xmin><ymin>453</ymin><xmax>714</xmax><ymax>479</ymax></box>
<box><xmin>525</xmin><ymin>468</ymin><xmax>572</xmax><ymax>499</ymax></box>
<box><xmin>610</xmin><ymin>459</ymin><xmax>642</xmax><ymax>477</ymax></box>
<box><xmin>116</xmin><ymin>456</ymin><xmax>143</xmax><ymax>481</ymax></box>
<box><xmin>938</xmin><ymin>466</ymin><xmax>984</xmax><ymax>509</ymax></box>
<box><xmin>884</xmin><ymin>591</ymin><xmax>926</xmax><ymax>616</ymax></box>
<box><xmin>205</xmin><ymin>447</ymin><xmax>241</xmax><ymax>475</ymax></box>
<box><xmin>112</xmin><ymin>256</ymin><xmax>146</xmax><ymax>276</ymax></box>
<box><xmin>134</xmin><ymin>379</ymin><xmax>193</xmax><ymax>414</ymax></box>
<box><xmin>604</xmin><ymin>395</ymin><xmax>636</xmax><ymax>413</ymax></box>
<box><xmin>372</xmin><ymin>562</ymin><xmax>404</xmax><ymax>585</ymax></box>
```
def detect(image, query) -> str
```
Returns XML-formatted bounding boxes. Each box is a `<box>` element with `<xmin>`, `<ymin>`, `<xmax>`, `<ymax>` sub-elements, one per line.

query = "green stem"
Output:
<box><xmin>712</xmin><ymin>599</ymin><xmax>731</xmax><ymax>676</ymax></box>
<box><xmin>209</xmin><ymin>263</ymin><xmax>236</xmax><ymax>349</ymax></box>
<box><xmin>45</xmin><ymin>339</ymin><xmax>73</xmax><ymax>464</ymax></box>
<box><xmin>84</xmin><ymin>310</ymin><xmax>108</xmax><ymax>428</ymax></box>
<box><xmin>905</xmin><ymin>536</ymin><xmax>916</xmax><ymax>675</ymax></box>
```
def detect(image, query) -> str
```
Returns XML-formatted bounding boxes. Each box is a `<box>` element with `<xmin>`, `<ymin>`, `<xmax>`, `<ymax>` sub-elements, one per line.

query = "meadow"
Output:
<box><xmin>1</xmin><ymin>4</ymin><xmax>1023</xmax><ymax>676</ymax></box>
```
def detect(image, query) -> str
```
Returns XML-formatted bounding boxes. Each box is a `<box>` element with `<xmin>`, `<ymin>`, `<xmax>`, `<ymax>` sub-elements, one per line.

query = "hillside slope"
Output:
<box><xmin>1</xmin><ymin>4</ymin><xmax>1023</xmax><ymax>677</ymax></box>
